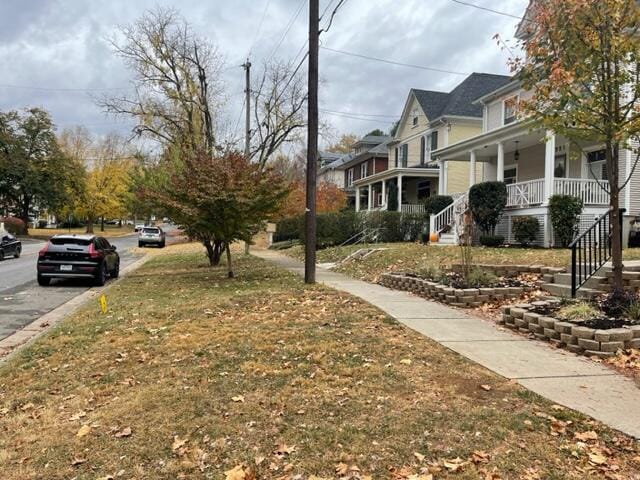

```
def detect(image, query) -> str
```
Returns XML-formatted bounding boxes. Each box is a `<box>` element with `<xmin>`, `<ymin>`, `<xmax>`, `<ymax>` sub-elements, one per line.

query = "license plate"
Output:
<box><xmin>60</xmin><ymin>265</ymin><xmax>73</xmax><ymax>271</ymax></box>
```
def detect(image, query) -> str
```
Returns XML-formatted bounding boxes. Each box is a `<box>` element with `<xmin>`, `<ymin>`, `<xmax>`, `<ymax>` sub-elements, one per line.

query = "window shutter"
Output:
<box><xmin>395</xmin><ymin>147</ymin><xmax>399</xmax><ymax>168</ymax></box>
<box><xmin>402</xmin><ymin>144</ymin><xmax>408</xmax><ymax>167</ymax></box>
<box><xmin>420</xmin><ymin>137</ymin><xmax>426</xmax><ymax>164</ymax></box>
<box><xmin>431</xmin><ymin>131</ymin><xmax>438</xmax><ymax>151</ymax></box>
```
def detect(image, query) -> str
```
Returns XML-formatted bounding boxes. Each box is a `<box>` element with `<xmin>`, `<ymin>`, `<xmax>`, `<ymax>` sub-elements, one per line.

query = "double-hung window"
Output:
<box><xmin>400</xmin><ymin>144</ymin><xmax>408</xmax><ymax>167</ymax></box>
<box><xmin>347</xmin><ymin>168</ymin><xmax>354</xmax><ymax>186</ymax></box>
<box><xmin>360</xmin><ymin>162</ymin><xmax>368</xmax><ymax>178</ymax></box>
<box><xmin>503</xmin><ymin>95</ymin><xmax>519</xmax><ymax>125</ymax></box>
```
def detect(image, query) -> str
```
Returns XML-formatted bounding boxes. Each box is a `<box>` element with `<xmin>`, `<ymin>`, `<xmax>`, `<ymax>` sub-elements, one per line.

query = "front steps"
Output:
<box><xmin>541</xmin><ymin>263</ymin><xmax>640</xmax><ymax>299</ymax></box>
<box><xmin>432</xmin><ymin>232</ymin><xmax>456</xmax><ymax>246</ymax></box>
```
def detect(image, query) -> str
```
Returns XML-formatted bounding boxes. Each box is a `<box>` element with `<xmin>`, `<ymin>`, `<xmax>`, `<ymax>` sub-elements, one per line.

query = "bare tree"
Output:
<box><xmin>250</xmin><ymin>60</ymin><xmax>307</xmax><ymax>167</ymax></box>
<box><xmin>99</xmin><ymin>7</ymin><xmax>223</xmax><ymax>155</ymax></box>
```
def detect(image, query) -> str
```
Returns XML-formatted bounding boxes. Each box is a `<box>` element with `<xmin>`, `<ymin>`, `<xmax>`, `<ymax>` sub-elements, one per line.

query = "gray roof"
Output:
<box><xmin>354</xmin><ymin>134</ymin><xmax>391</xmax><ymax>146</ymax></box>
<box><xmin>412</xmin><ymin>73</ymin><xmax>512</xmax><ymax>121</ymax></box>
<box><xmin>318</xmin><ymin>152</ymin><xmax>353</xmax><ymax>172</ymax></box>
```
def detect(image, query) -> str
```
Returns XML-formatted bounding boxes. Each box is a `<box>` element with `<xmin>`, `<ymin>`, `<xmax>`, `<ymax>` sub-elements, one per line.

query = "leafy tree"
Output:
<box><xmin>424</xmin><ymin>195</ymin><xmax>453</xmax><ymax>215</ymax></box>
<box><xmin>549</xmin><ymin>195</ymin><xmax>584</xmax><ymax>247</ymax></box>
<box><xmin>387</xmin><ymin>181</ymin><xmax>398</xmax><ymax>212</ymax></box>
<box><xmin>468</xmin><ymin>181</ymin><xmax>507</xmax><ymax>235</ymax></box>
<box><xmin>157</xmin><ymin>151</ymin><xmax>289</xmax><ymax>277</ymax></box>
<box><xmin>389</xmin><ymin>121</ymin><xmax>400</xmax><ymax>137</ymax></box>
<box><xmin>326</xmin><ymin>133</ymin><xmax>358</xmax><ymax>154</ymax></box>
<box><xmin>513</xmin><ymin>0</ymin><xmax>640</xmax><ymax>289</ymax></box>
<box><xmin>277</xmin><ymin>181</ymin><xmax>347</xmax><ymax>220</ymax></box>
<box><xmin>365</xmin><ymin>129</ymin><xmax>385</xmax><ymax>137</ymax></box>
<box><xmin>512</xmin><ymin>216</ymin><xmax>540</xmax><ymax>247</ymax></box>
<box><xmin>0</xmin><ymin>108</ymin><xmax>76</xmax><ymax>229</ymax></box>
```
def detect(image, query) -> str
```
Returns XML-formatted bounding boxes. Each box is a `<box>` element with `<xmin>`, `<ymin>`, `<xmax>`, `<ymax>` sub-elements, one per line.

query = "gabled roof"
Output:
<box><xmin>354</xmin><ymin>134</ymin><xmax>391</xmax><ymax>147</ymax></box>
<box><xmin>413</xmin><ymin>73</ymin><xmax>513</xmax><ymax>121</ymax></box>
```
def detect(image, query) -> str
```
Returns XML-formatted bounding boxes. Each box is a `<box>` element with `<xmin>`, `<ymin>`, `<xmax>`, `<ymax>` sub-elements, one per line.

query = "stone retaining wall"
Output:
<box><xmin>501</xmin><ymin>300</ymin><xmax>640</xmax><ymax>358</ymax></box>
<box><xmin>450</xmin><ymin>263</ymin><xmax>565</xmax><ymax>277</ymax></box>
<box><xmin>379</xmin><ymin>273</ymin><xmax>532</xmax><ymax>308</ymax></box>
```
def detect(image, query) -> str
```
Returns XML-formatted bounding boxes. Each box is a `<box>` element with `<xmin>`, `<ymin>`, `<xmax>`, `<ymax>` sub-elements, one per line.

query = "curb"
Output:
<box><xmin>0</xmin><ymin>254</ymin><xmax>150</xmax><ymax>364</ymax></box>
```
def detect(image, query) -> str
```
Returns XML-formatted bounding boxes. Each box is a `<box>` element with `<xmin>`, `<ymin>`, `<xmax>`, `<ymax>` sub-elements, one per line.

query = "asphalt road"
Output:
<box><xmin>0</xmin><ymin>233</ymin><xmax>147</xmax><ymax>341</ymax></box>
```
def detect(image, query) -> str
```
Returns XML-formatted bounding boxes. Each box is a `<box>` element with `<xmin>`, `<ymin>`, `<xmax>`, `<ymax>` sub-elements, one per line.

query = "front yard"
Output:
<box><xmin>0</xmin><ymin>246</ymin><xmax>639</xmax><ymax>478</ymax></box>
<box><xmin>282</xmin><ymin>243</ymin><xmax>640</xmax><ymax>283</ymax></box>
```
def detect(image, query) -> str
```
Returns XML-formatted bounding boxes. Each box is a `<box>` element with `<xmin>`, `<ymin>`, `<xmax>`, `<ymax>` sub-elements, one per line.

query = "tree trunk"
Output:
<box><xmin>20</xmin><ymin>197</ymin><xmax>30</xmax><ymax>234</ymax></box>
<box><xmin>608</xmin><ymin>144</ymin><xmax>624</xmax><ymax>291</ymax></box>
<box><xmin>203</xmin><ymin>239</ymin><xmax>215</xmax><ymax>266</ymax></box>
<box><xmin>212</xmin><ymin>240</ymin><xmax>224</xmax><ymax>266</ymax></box>
<box><xmin>226</xmin><ymin>243</ymin><xmax>234</xmax><ymax>278</ymax></box>
<box><xmin>86</xmin><ymin>217</ymin><xmax>94</xmax><ymax>234</ymax></box>
<box><xmin>100</xmin><ymin>216</ymin><xmax>105</xmax><ymax>232</ymax></box>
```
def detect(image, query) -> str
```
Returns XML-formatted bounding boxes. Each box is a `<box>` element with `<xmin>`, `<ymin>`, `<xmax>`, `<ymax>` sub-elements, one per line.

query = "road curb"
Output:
<box><xmin>0</xmin><ymin>254</ymin><xmax>150</xmax><ymax>364</ymax></box>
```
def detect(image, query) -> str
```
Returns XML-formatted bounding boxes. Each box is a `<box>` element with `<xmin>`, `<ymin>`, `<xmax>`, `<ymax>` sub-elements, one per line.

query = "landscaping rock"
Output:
<box><xmin>560</xmin><ymin>333</ymin><xmax>578</xmax><ymax>345</ymax></box>
<box><xmin>594</xmin><ymin>330</ymin><xmax>610</xmax><ymax>342</ymax></box>
<box><xmin>510</xmin><ymin>308</ymin><xmax>526</xmax><ymax>319</ymax></box>
<box><xmin>600</xmin><ymin>341</ymin><xmax>625</xmax><ymax>353</ymax></box>
<box><xmin>607</xmin><ymin>328</ymin><xmax>634</xmax><ymax>342</ymax></box>
<box><xmin>544</xmin><ymin>328</ymin><xmax>560</xmax><ymax>340</ymax></box>
<box><xmin>554</xmin><ymin>322</ymin><xmax>574</xmax><ymax>334</ymax></box>
<box><xmin>572</xmin><ymin>326</ymin><xmax>596</xmax><ymax>339</ymax></box>
<box><xmin>629</xmin><ymin>325</ymin><xmax>640</xmax><ymax>338</ymax></box>
<box><xmin>627</xmin><ymin>338</ymin><xmax>640</xmax><ymax>349</ymax></box>
<box><xmin>578</xmin><ymin>338</ymin><xmax>600</xmax><ymax>351</ymax></box>
<box><xmin>539</xmin><ymin>317</ymin><xmax>557</xmax><ymax>329</ymax></box>
<box><xmin>584</xmin><ymin>350</ymin><xmax>614</xmax><ymax>359</ymax></box>
<box><xmin>523</xmin><ymin>312</ymin><xmax>540</xmax><ymax>324</ymax></box>
<box><xmin>566</xmin><ymin>344</ymin><xmax>584</xmax><ymax>354</ymax></box>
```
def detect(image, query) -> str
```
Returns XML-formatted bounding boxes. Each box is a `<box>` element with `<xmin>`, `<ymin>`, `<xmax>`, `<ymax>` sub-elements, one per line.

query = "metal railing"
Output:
<box><xmin>506</xmin><ymin>179</ymin><xmax>545</xmax><ymax>207</ymax></box>
<box><xmin>569</xmin><ymin>208</ymin><xmax>624</xmax><ymax>298</ymax></box>
<box><xmin>554</xmin><ymin>178</ymin><xmax>609</xmax><ymax>205</ymax></box>
<box><xmin>339</xmin><ymin>227</ymin><xmax>382</xmax><ymax>247</ymax></box>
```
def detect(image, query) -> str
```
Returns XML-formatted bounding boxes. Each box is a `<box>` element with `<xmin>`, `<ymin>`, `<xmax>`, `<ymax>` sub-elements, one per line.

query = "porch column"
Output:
<box><xmin>496</xmin><ymin>142</ymin><xmax>505</xmax><ymax>182</ymax></box>
<box><xmin>381</xmin><ymin>180</ymin><xmax>386</xmax><ymax>208</ymax></box>
<box><xmin>397</xmin><ymin>175</ymin><xmax>403</xmax><ymax>211</ymax></box>
<box><xmin>355</xmin><ymin>187</ymin><xmax>360</xmax><ymax>212</ymax></box>
<box><xmin>442</xmin><ymin>161</ymin><xmax>448</xmax><ymax>195</ymax></box>
<box><xmin>543</xmin><ymin>130</ymin><xmax>556</xmax><ymax>205</ymax></box>
<box><xmin>469</xmin><ymin>149</ymin><xmax>477</xmax><ymax>186</ymax></box>
<box><xmin>367</xmin><ymin>184</ymin><xmax>373</xmax><ymax>210</ymax></box>
<box><xmin>438</xmin><ymin>159</ymin><xmax>445</xmax><ymax>195</ymax></box>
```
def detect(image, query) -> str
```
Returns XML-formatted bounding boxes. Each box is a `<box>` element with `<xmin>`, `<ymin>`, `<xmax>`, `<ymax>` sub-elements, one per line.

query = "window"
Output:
<box><xmin>417</xmin><ymin>181</ymin><xmax>431</xmax><ymax>200</ymax></box>
<box><xmin>347</xmin><ymin>168</ymin><xmax>354</xmax><ymax>186</ymax></box>
<box><xmin>554</xmin><ymin>154</ymin><xmax>567</xmax><ymax>178</ymax></box>
<box><xmin>504</xmin><ymin>166</ymin><xmax>518</xmax><ymax>185</ymax></box>
<box><xmin>394</xmin><ymin>147</ymin><xmax>399</xmax><ymax>168</ymax></box>
<box><xmin>400</xmin><ymin>144</ymin><xmax>408</xmax><ymax>167</ymax></box>
<box><xmin>587</xmin><ymin>149</ymin><xmax>607</xmax><ymax>181</ymax></box>
<box><xmin>503</xmin><ymin>95</ymin><xmax>519</xmax><ymax>125</ymax></box>
<box><xmin>412</xmin><ymin>107</ymin><xmax>419</xmax><ymax>127</ymax></box>
<box><xmin>360</xmin><ymin>162</ymin><xmax>368</xmax><ymax>178</ymax></box>
<box><xmin>430</xmin><ymin>130</ymin><xmax>438</xmax><ymax>151</ymax></box>
<box><xmin>420</xmin><ymin>136</ymin><xmax>426</xmax><ymax>164</ymax></box>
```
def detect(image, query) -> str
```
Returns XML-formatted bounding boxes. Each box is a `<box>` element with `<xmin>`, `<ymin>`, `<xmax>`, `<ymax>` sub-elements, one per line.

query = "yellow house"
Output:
<box><xmin>353</xmin><ymin>73</ymin><xmax>511</xmax><ymax>213</ymax></box>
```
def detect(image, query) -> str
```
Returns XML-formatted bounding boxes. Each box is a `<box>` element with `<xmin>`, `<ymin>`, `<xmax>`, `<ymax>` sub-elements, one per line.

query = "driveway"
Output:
<box><xmin>0</xmin><ymin>232</ymin><xmax>161</xmax><ymax>341</ymax></box>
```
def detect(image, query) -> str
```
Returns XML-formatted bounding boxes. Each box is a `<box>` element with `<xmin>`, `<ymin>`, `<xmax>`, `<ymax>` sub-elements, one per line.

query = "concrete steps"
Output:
<box><xmin>542</xmin><ymin>282</ymin><xmax>604</xmax><ymax>300</ymax></box>
<box><xmin>433</xmin><ymin>233</ymin><xmax>456</xmax><ymax>246</ymax></box>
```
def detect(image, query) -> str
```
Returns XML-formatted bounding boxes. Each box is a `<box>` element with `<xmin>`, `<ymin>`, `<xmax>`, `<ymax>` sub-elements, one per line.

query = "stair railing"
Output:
<box><xmin>569</xmin><ymin>207</ymin><xmax>624</xmax><ymax>298</ymax></box>
<box><xmin>429</xmin><ymin>192</ymin><xmax>469</xmax><ymax>242</ymax></box>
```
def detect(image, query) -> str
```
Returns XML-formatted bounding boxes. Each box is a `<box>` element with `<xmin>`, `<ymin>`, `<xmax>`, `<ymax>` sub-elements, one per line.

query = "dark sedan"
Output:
<box><xmin>0</xmin><ymin>233</ymin><xmax>21</xmax><ymax>260</ymax></box>
<box><xmin>37</xmin><ymin>235</ymin><xmax>120</xmax><ymax>286</ymax></box>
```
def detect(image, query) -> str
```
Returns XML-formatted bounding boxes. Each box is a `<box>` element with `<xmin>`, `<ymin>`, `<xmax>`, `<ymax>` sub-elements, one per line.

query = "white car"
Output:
<box><xmin>138</xmin><ymin>226</ymin><xmax>166</xmax><ymax>248</ymax></box>
<box><xmin>134</xmin><ymin>224</ymin><xmax>145</xmax><ymax>232</ymax></box>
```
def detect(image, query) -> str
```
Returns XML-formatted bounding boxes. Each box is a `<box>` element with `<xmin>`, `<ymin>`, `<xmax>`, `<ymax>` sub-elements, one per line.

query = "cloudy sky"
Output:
<box><xmin>0</xmin><ymin>0</ymin><xmax>528</xmax><ymax>149</ymax></box>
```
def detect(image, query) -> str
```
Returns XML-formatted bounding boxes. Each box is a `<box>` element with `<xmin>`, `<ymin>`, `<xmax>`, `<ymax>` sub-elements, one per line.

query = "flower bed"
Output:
<box><xmin>501</xmin><ymin>300</ymin><xmax>640</xmax><ymax>358</ymax></box>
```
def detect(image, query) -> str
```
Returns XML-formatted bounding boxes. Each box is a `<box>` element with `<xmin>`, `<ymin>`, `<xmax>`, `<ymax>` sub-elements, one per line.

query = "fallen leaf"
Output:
<box><xmin>588</xmin><ymin>452</ymin><xmax>608</xmax><ymax>466</ymax></box>
<box><xmin>115</xmin><ymin>427</ymin><xmax>132</xmax><ymax>438</ymax></box>
<box><xmin>224</xmin><ymin>465</ymin><xmax>246</xmax><ymax>480</ymax></box>
<box><xmin>551</xmin><ymin>404</ymin><xmax>565</xmax><ymax>411</ymax></box>
<box><xmin>574</xmin><ymin>431</ymin><xmax>598</xmax><ymax>442</ymax></box>
<box><xmin>400</xmin><ymin>359</ymin><xmax>412</xmax><ymax>365</ymax></box>
<box><xmin>274</xmin><ymin>443</ymin><xmax>296</xmax><ymax>457</ymax></box>
<box><xmin>414</xmin><ymin>451</ymin><xmax>426</xmax><ymax>462</ymax></box>
<box><xmin>232</xmin><ymin>395</ymin><xmax>245</xmax><ymax>403</ymax></box>
<box><xmin>71</xmin><ymin>456</ymin><xmax>87</xmax><ymax>466</ymax></box>
<box><xmin>472</xmin><ymin>450</ymin><xmax>490</xmax><ymax>464</ymax></box>
<box><xmin>335</xmin><ymin>462</ymin><xmax>349</xmax><ymax>475</ymax></box>
<box><xmin>254</xmin><ymin>456</ymin><xmax>265</xmax><ymax>466</ymax></box>
<box><xmin>479</xmin><ymin>384</ymin><xmax>492</xmax><ymax>391</ymax></box>
<box><xmin>76</xmin><ymin>425</ymin><xmax>91</xmax><ymax>437</ymax></box>
<box><xmin>172</xmin><ymin>436</ymin><xmax>188</xmax><ymax>451</ymax></box>
<box><xmin>443</xmin><ymin>457</ymin><xmax>466</xmax><ymax>472</ymax></box>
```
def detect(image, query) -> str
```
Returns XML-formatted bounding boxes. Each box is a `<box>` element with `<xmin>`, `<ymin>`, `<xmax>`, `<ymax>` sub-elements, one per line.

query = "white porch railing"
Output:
<box><xmin>401</xmin><ymin>204</ymin><xmax>426</xmax><ymax>214</ymax></box>
<box><xmin>554</xmin><ymin>178</ymin><xmax>609</xmax><ymax>205</ymax></box>
<box><xmin>506</xmin><ymin>179</ymin><xmax>545</xmax><ymax>208</ymax></box>
<box><xmin>429</xmin><ymin>192</ymin><xmax>469</xmax><ymax>237</ymax></box>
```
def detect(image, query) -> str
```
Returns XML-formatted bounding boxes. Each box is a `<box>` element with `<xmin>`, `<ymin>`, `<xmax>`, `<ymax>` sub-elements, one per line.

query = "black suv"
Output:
<box><xmin>0</xmin><ymin>233</ymin><xmax>21</xmax><ymax>261</ymax></box>
<box><xmin>37</xmin><ymin>235</ymin><xmax>120</xmax><ymax>286</ymax></box>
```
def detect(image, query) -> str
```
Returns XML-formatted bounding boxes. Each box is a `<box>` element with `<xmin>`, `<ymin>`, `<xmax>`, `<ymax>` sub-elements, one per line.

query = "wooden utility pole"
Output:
<box><xmin>305</xmin><ymin>0</ymin><xmax>319</xmax><ymax>284</ymax></box>
<box><xmin>242</xmin><ymin>59</ymin><xmax>252</xmax><ymax>159</ymax></box>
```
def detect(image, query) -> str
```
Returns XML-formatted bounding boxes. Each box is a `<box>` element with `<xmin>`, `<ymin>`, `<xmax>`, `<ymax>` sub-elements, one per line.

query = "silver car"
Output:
<box><xmin>138</xmin><ymin>226</ymin><xmax>166</xmax><ymax>248</ymax></box>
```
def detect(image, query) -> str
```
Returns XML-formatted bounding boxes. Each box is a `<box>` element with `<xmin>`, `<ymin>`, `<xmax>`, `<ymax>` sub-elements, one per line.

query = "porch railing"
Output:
<box><xmin>401</xmin><ymin>204</ymin><xmax>426</xmax><ymax>214</ymax></box>
<box><xmin>429</xmin><ymin>192</ymin><xmax>469</xmax><ymax>240</ymax></box>
<box><xmin>506</xmin><ymin>179</ymin><xmax>545</xmax><ymax>208</ymax></box>
<box><xmin>554</xmin><ymin>178</ymin><xmax>609</xmax><ymax>205</ymax></box>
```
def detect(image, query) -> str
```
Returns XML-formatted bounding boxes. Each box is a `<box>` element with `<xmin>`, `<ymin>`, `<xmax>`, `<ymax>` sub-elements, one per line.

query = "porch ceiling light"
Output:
<box><xmin>514</xmin><ymin>140</ymin><xmax>520</xmax><ymax>162</ymax></box>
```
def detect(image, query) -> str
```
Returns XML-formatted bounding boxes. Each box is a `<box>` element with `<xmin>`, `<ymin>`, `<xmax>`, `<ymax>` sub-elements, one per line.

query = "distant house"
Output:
<box><xmin>352</xmin><ymin>73</ymin><xmax>512</xmax><ymax>213</ymax></box>
<box><xmin>317</xmin><ymin>151</ymin><xmax>352</xmax><ymax>189</ymax></box>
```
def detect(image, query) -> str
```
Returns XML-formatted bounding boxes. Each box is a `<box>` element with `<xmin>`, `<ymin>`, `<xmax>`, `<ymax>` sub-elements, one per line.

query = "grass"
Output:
<box><xmin>284</xmin><ymin>243</ymin><xmax>640</xmax><ymax>282</ymax></box>
<box><xmin>557</xmin><ymin>302</ymin><xmax>601</xmax><ymax>322</ymax></box>
<box><xmin>28</xmin><ymin>225</ymin><xmax>135</xmax><ymax>238</ymax></box>
<box><xmin>0</xmin><ymin>246</ymin><xmax>638</xmax><ymax>478</ymax></box>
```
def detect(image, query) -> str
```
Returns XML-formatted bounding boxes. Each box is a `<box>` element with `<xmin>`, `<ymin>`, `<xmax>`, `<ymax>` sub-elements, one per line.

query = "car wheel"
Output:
<box><xmin>111</xmin><ymin>260</ymin><xmax>120</xmax><ymax>279</ymax></box>
<box><xmin>37</xmin><ymin>275</ymin><xmax>51</xmax><ymax>286</ymax></box>
<box><xmin>159</xmin><ymin>241</ymin><xmax>165</xmax><ymax>248</ymax></box>
<box><xmin>14</xmin><ymin>246</ymin><xmax>21</xmax><ymax>258</ymax></box>
<box><xmin>138</xmin><ymin>241</ymin><xmax>143</xmax><ymax>248</ymax></box>
<box><xmin>0</xmin><ymin>250</ymin><xmax>4</xmax><ymax>261</ymax></box>
<box><xmin>94</xmin><ymin>263</ymin><xmax>107</xmax><ymax>286</ymax></box>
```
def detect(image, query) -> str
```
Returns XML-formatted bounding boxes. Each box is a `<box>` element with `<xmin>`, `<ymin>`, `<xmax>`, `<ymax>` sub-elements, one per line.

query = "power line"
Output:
<box><xmin>320</xmin><ymin>46</ymin><xmax>470</xmax><ymax>76</ymax></box>
<box><xmin>449</xmin><ymin>0</ymin><xmax>526</xmax><ymax>21</ymax></box>
<box><xmin>321</xmin><ymin>111</ymin><xmax>398</xmax><ymax>123</ymax></box>
<box><xmin>320</xmin><ymin>108</ymin><xmax>398</xmax><ymax>118</ymax></box>
<box><xmin>267</xmin><ymin>0</ymin><xmax>307</xmax><ymax>62</ymax></box>
<box><xmin>0</xmin><ymin>83</ymin><xmax>131</xmax><ymax>92</ymax></box>
<box><xmin>248</xmin><ymin>0</ymin><xmax>273</xmax><ymax>57</ymax></box>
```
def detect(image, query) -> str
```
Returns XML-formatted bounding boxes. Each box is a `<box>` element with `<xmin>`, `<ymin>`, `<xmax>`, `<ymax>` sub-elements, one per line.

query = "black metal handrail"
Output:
<box><xmin>569</xmin><ymin>207</ymin><xmax>624</xmax><ymax>298</ymax></box>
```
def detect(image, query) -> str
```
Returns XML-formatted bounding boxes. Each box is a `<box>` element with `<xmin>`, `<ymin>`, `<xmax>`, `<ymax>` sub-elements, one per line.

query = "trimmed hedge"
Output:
<box><xmin>479</xmin><ymin>235</ymin><xmax>505</xmax><ymax>247</ymax></box>
<box><xmin>549</xmin><ymin>194</ymin><xmax>584</xmax><ymax>247</ymax></box>
<box><xmin>469</xmin><ymin>181</ymin><xmax>507</xmax><ymax>235</ymax></box>
<box><xmin>0</xmin><ymin>217</ymin><xmax>27</xmax><ymax>235</ymax></box>
<box><xmin>275</xmin><ymin>211</ymin><xmax>426</xmax><ymax>248</ymax></box>
<box><xmin>512</xmin><ymin>216</ymin><xmax>540</xmax><ymax>246</ymax></box>
<box><xmin>424</xmin><ymin>195</ymin><xmax>453</xmax><ymax>216</ymax></box>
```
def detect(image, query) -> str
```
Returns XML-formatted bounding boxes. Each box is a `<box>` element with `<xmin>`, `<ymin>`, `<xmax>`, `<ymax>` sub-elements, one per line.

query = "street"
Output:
<box><xmin>0</xmin><ymin>233</ymin><xmax>144</xmax><ymax>341</ymax></box>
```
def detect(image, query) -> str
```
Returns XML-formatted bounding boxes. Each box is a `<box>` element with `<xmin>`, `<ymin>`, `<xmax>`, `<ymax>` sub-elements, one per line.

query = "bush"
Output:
<box><xmin>557</xmin><ymin>302</ymin><xmax>600</xmax><ymax>321</ymax></box>
<box><xmin>466</xmin><ymin>267</ymin><xmax>499</xmax><ymax>287</ymax></box>
<box><xmin>364</xmin><ymin>212</ymin><xmax>425</xmax><ymax>243</ymax></box>
<box><xmin>274</xmin><ymin>216</ymin><xmax>304</xmax><ymax>242</ymax></box>
<box><xmin>37</xmin><ymin>220</ymin><xmax>48</xmax><ymax>229</ymax></box>
<box><xmin>468</xmin><ymin>181</ymin><xmax>508</xmax><ymax>235</ymax></box>
<box><xmin>479</xmin><ymin>235</ymin><xmax>505</xmax><ymax>247</ymax></box>
<box><xmin>512</xmin><ymin>216</ymin><xmax>540</xmax><ymax>246</ymax></box>
<box><xmin>0</xmin><ymin>217</ymin><xmax>27</xmax><ymax>235</ymax></box>
<box><xmin>549</xmin><ymin>194</ymin><xmax>583</xmax><ymax>247</ymax></box>
<box><xmin>424</xmin><ymin>195</ymin><xmax>453</xmax><ymax>216</ymax></box>
<box><xmin>598</xmin><ymin>289</ymin><xmax>638</xmax><ymax>318</ymax></box>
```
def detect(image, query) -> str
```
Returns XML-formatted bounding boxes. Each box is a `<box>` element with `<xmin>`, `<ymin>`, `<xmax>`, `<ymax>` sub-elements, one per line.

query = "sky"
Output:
<box><xmin>0</xmin><ymin>0</ymin><xmax>529</xmax><ymax>150</ymax></box>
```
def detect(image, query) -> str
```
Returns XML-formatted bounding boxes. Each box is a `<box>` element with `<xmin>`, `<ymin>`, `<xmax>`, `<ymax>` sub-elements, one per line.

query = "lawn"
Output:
<box><xmin>283</xmin><ymin>243</ymin><xmax>640</xmax><ymax>283</ymax></box>
<box><xmin>0</xmin><ymin>246</ymin><xmax>638</xmax><ymax>479</ymax></box>
<box><xmin>28</xmin><ymin>225</ymin><xmax>135</xmax><ymax>239</ymax></box>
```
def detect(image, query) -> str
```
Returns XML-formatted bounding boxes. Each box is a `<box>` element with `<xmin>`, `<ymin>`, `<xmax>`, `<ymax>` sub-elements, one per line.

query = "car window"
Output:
<box><xmin>101</xmin><ymin>238</ymin><xmax>111</xmax><ymax>249</ymax></box>
<box><xmin>143</xmin><ymin>227</ymin><xmax>159</xmax><ymax>234</ymax></box>
<box><xmin>1</xmin><ymin>236</ymin><xmax>9</xmax><ymax>242</ymax></box>
<box><xmin>50</xmin><ymin>237</ymin><xmax>92</xmax><ymax>246</ymax></box>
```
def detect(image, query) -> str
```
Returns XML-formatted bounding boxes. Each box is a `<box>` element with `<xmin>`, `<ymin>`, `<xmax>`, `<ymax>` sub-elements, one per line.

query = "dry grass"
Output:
<box><xmin>0</xmin><ymin>252</ymin><xmax>638</xmax><ymax>479</ymax></box>
<box><xmin>283</xmin><ymin>243</ymin><xmax>640</xmax><ymax>283</ymax></box>
<box><xmin>29</xmin><ymin>225</ymin><xmax>135</xmax><ymax>238</ymax></box>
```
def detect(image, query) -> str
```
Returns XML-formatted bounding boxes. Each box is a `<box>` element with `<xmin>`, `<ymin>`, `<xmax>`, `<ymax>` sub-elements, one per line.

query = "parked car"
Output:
<box><xmin>37</xmin><ymin>235</ymin><xmax>119</xmax><ymax>286</ymax></box>
<box><xmin>134</xmin><ymin>223</ymin><xmax>145</xmax><ymax>232</ymax></box>
<box><xmin>138</xmin><ymin>226</ymin><xmax>166</xmax><ymax>248</ymax></box>
<box><xmin>0</xmin><ymin>233</ymin><xmax>21</xmax><ymax>261</ymax></box>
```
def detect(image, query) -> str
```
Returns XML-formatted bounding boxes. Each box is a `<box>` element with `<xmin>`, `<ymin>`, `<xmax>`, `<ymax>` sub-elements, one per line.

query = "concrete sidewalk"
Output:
<box><xmin>253</xmin><ymin>250</ymin><xmax>640</xmax><ymax>439</ymax></box>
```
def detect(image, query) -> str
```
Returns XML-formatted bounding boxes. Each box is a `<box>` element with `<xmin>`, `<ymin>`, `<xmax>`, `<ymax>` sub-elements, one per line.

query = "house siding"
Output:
<box><xmin>446</xmin><ymin>123</ymin><xmax>484</xmax><ymax>193</ymax></box>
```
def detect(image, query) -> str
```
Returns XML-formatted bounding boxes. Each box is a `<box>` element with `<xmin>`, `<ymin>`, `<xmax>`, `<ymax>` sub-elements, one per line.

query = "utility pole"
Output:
<box><xmin>305</xmin><ymin>0</ymin><xmax>319</xmax><ymax>284</ymax></box>
<box><xmin>242</xmin><ymin>59</ymin><xmax>252</xmax><ymax>159</ymax></box>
